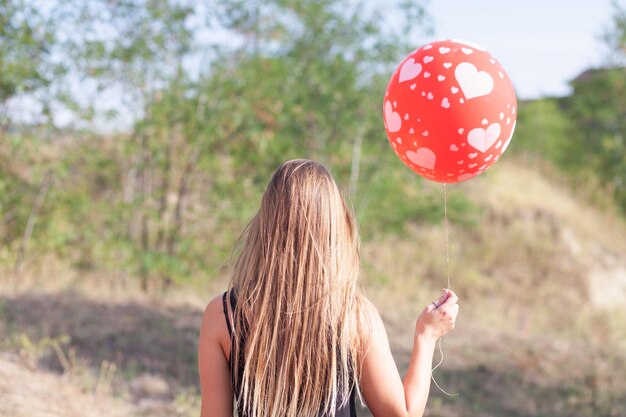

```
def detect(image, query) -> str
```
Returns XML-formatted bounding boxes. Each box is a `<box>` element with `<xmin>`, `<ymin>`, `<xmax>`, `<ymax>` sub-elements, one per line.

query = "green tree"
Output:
<box><xmin>555</xmin><ymin>2</ymin><xmax>626</xmax><ymax>212</ymax></box>
<box><xmin>512</xmin><ymin>98</ymin><xmax>576</xmax><ymax>168</ymax></box>
<box><xmin>56</xmin><ymin>0</ymin><xmax>203</xmax><ymax>289</ymax></box>
<box><xmin>2</xmin><ymin>0</ymin><xmax>453</xmax><ymax>290</ymax></box>
<box><xmin>0</xmin><ymin>0</ymin><xmax>58</xmax><ymax>126</ymax></box>
<box><xmin>603</xmin><ymin>0</ymin><xmax>626</xmax><ymax>64</ymax></box>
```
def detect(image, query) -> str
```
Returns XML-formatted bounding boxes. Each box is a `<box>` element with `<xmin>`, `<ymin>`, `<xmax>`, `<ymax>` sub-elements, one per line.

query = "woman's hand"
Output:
<box><xmin>358</xmin><ymin>290</ymin><xmax>459</xmax><ymax>417</ymax></box>
<box><xmin>415</xmin><ymin>289</ymin><xmax>459</xmax><ymax>341</ymax></box>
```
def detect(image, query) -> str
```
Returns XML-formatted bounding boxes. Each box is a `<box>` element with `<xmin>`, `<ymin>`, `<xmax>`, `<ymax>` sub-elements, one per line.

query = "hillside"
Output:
<box><xmin>1</xmin><ymin>158</ymin><xmax>625</xmax><ymax>417</ymax></box>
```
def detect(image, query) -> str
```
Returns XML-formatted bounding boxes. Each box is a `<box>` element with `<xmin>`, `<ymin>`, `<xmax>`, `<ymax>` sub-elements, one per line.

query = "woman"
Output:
<box><xmin>198</xmin><ymin>159</ymin><xmax>459</xmax><ymax>417</ymax></box>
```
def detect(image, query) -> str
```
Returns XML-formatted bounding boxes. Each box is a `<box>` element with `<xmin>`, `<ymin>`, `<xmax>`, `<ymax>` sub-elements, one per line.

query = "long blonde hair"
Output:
<box><xmin>229</xmin><ymin>159</ymin><xmax>364</xmax><ymax>417</ymax></box>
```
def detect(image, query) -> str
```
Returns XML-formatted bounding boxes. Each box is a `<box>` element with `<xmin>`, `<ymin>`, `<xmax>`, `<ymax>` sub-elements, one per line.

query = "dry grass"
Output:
<box><xmin>0</xmin><ymin>353</ymin><xmax>132</xmax><ymax>417</ymax></box>
<box><xmin>0</xmin><ymin>290</ymin><xmax>202</xmax><ymax>417</ymax></box>
<box><xmin>479</xmin><ymin>159</ymin><xmax>626</xmax><ymax>258</ymax></box>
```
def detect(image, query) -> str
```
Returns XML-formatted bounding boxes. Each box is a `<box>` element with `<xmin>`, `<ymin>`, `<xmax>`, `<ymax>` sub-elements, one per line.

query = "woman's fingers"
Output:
<box><xmin>441</xmin><ymin>289</ymin><xmax>458</xmax><ymax>306</ymax></box>
<box><xmin>417</xmin><ymin>289</ymin><xmax>460</xmax><ymax>339</ymax></box>
<box><xmin>434</xmin><ymin>288</ymin><xmax>450</xmax><ymax>308</ymax></box>
<box><xmin>437</xmin><ymin>292</ymin><xmax>459</xmax><ymax>334</ymax></box>
<box><xmin>439</xmin><ymin>300</ymin><xmax>458</xmax><ymax>318</ymax></box>
<box><xmin>433</xmin><ymin>296</ymin><xmax>445</xmax><ymax>309</ymax></box>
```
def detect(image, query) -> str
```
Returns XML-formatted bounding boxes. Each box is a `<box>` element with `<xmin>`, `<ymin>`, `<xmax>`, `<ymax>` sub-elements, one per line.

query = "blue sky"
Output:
<box><xmin>427</xmin><ymin>0</ymin><xmax>625</xmax><ymax>99</ymax></box>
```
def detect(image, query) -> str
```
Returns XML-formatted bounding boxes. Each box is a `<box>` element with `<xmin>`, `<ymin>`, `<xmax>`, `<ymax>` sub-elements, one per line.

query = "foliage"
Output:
<box><xmin>603</xmin><ymin>0</ymin><xmax>626</xmax><ymax>64</ymax></box>
<box><xmin>564</xmin><ymin>67</ymin><xmax>626</xmax><ymax>209</ymax></box>
<box><xmin>2</xmin><ymin>0</ymin><xmax>625</xmax><ymax>291</ymax></box>
<box><xmin>512</xmin><ymin>98</ymin><xmax>576</xmax><ymax>166</ymax></box>
<box><xmin>559</xmin><ymin>1</ymin><xmax>626</xmax><ymax>211</ymax></box>
<box><xmin>0</xmin><ymin>0</ymin><xmax>445</xmax><ymax>290</ymax></box>
<box><xmin>57</xmin><ymin>0</ymin><xmax>197</xmax><ymax>123</ymax></box>
<box><xmin>0</xmin><ymin>0</ymin><xmax>58</xmax><ymax>124</ymax></box>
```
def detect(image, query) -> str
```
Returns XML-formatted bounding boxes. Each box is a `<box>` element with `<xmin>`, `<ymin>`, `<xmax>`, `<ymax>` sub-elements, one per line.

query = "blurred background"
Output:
<box><xmin>1</xmin><ymin>0</ymin><xmax>626</xmax><ymax>416</ymax></box>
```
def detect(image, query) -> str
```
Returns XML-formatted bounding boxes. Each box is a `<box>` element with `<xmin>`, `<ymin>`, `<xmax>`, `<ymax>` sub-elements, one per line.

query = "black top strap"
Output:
<box><xmin>222</xmin><ymin>291</ymin><xmax>234</xmax><ymax>337</ymax></box>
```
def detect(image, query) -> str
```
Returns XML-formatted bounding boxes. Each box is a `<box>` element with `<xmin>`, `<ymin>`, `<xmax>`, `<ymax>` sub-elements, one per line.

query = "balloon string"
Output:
<box><xmin>430</xmin><ymin>183</ymin><xmax>459</xmax><ymax>397</ymax></box>
<box><xmin>431</xmin><ymin>338</ymin><xmax>458</xmax><ymax>396</ymax></box>
<box><xmin>444</xmin><ymin>183</ymin><xmax>451</xmax><ymax>290</ymax></box>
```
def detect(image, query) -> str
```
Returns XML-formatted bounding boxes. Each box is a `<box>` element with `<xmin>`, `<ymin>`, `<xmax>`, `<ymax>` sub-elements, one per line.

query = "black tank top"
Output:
<box><xmin>222</xmin><ymin>291</ymin><xmax>357</xmax><ymax>417</ymax></box>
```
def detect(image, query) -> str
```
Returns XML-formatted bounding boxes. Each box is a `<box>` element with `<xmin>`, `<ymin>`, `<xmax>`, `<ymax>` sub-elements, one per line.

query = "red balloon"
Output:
<box><xmin>383</xmin><ymin>39</ymin><xmax>517</xmax><ymax>183</ymax></box>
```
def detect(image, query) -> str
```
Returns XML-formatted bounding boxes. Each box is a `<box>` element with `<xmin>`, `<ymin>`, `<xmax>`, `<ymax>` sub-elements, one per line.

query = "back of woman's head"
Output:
<box><xmin>230</xmin><ymin>159</ymin><xmax>363</xmax><ymax>417</ymax></box>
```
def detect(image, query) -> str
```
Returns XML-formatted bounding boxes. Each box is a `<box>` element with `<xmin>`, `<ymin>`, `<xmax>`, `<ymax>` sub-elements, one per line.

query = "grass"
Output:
<box><xmin>0</xmin><ymin>290</ymin><xmax>203</xmax><ymax>417</ymax></box>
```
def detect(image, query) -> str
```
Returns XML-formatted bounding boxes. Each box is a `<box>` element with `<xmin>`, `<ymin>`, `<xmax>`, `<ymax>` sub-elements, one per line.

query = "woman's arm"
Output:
<box><xmin>359</xmin><ymin>289</ymin><xmax>459</xmax><ymax>417</ymax></box>
<box><xmin>198</xmin><ymin>295</ymin><xmax>234</xmax><ymax>417</ymax></box>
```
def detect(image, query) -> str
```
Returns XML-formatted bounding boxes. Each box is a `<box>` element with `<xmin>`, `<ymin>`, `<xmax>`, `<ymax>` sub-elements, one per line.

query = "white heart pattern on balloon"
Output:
<box><xmin>455</xmin><ymin>62</ymin><xmax>494</xmax><ymax>99</ymax></box>
<box><xmin>384</xmin><ymin>101</ymin><xmax>402</xmax><ymax>132</ymax></box>
<box><xmin>467</xmin><ymin>123</ymin><xmax>501</xmax><ymax>153</ymax></box>
<box><xmin>399</xmin><ymin>58</ymin><xmax>422</xmax><ymax>83</ymax></box>
<box><xmin>406</xmin><ymin>147</ymin><xmax>436</xmax><ymax>170</ymax></box>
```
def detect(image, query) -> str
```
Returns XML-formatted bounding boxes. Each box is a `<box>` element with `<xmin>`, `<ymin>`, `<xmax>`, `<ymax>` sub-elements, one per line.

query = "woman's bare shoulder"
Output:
<box><xmin>356</xmin><ymin>295</ymin><xmax>386</xmax><ymax>344</ymax></box>
<box><xmin>200</xmin><ymin>293</ymin><xmax>231</xmax><ymax>358</ymax></box>
<box><xmin>358</xmin><ymin>295</ymin><xmax>383</xmax><ymax>322</ymax></box>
